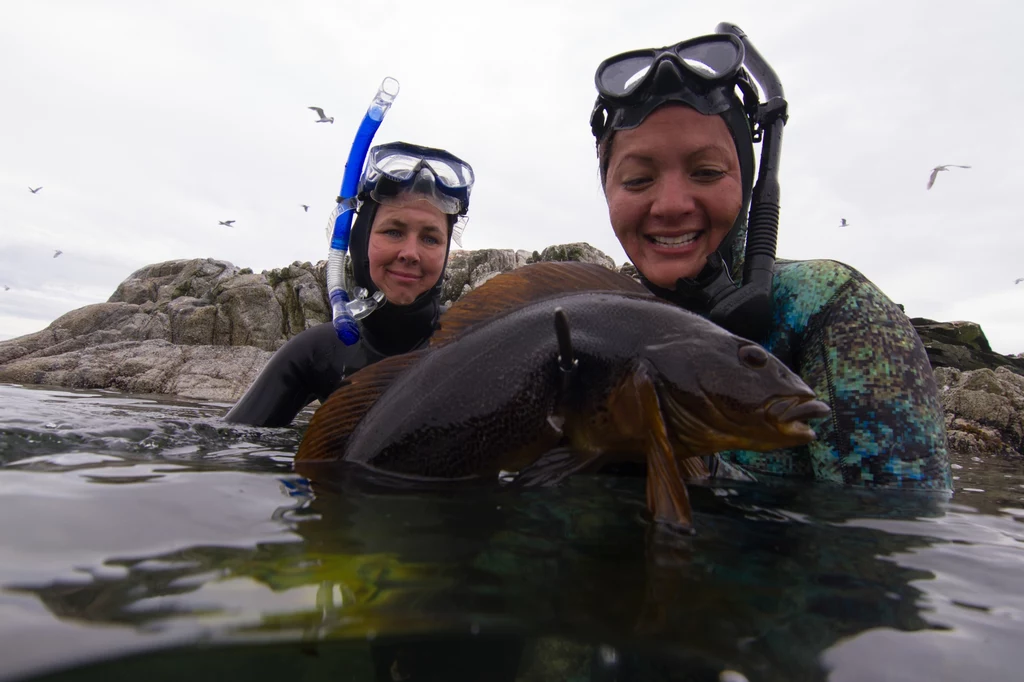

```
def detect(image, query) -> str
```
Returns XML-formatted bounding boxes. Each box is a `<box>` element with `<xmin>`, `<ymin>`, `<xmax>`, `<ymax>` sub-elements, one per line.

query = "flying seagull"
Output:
<box><xmin>1016</xmin><ymin>278</ymin><xmax>1024</xmax><ymax>285</ymax></box>
<box><xmin>838</xmin><ymin>218</ymin><xmax>849</xmax><ymax>227</ymax></box>
<box><xmin>3</xmin><ymin>285</ymin><xmax>9</xmax><ymax>291</ymax></box>
<box><xmin>927</xmin><ymin>165</ymin><xmax>971</xmax><ymax>190</ymax></box>
<box><xmin>53</xmin><ymin>249</ymin><xmax>62</xmax><ymax>258</ymax></box>
<box><xmin>218</xmin><ymin>220</ymin><xmax>235</xmax><ymax>227</ymax></box>
<box><xmin>29</xmin><ymin>186</ymin><xmax>42</xmax><ymax>194</ymax></box>
<box><xmin>308</xmin><ymin>106</ymin><xmax>334</xmax><ymax>124</ymax></box>
<box><xmin>301</xmin><ymin>204</ymin><xmax>310</xmax><ymax>212</ymax></box>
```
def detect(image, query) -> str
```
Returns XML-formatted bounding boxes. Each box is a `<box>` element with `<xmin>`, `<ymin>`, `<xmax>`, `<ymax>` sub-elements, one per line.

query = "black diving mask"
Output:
<box><xmin>591</xmin><ymin>33</ymin><xmax>760</xmax><ymax>141</ymax></box>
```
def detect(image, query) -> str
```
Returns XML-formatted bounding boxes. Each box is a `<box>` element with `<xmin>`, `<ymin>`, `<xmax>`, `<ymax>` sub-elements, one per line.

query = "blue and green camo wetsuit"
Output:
<box><xmin>715</xmin><ymin>258</ymin><xmax>952</xmax><ymax>490</ymax></box>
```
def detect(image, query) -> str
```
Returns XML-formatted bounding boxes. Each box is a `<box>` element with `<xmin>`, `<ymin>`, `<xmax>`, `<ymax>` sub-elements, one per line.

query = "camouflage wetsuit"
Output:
<box><xmin>716</xmin><ymin>258</ymin><xmax>951</xmax><ymax>490</ymax></box>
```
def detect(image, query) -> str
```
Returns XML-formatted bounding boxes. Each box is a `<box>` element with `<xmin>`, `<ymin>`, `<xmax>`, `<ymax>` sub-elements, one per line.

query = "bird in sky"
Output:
<box><xmin>53</xmin><ymin>249</ymin><xmax>62</xmax><ymax>258</ymax></box>
<box><xmin>3</xmin><ymin>285</ymin><xmax>9</xmax><ymax>291</ymax></box>
<box><xmin>301</xmin><ymin>204</ymin><xmax>310</xmax><ymax>212</ymax></box>
<box><xmin>838</xmin><ymin>218</ymin><xmax>849</xmax><ymax>227</ymax></box>
<box><xmin>1016</xmin><ymin>278</ymin><xmax>1023</xmax><ymax>285</ymax></box>
<box><xmin>308</xmin><ymin>106</ymin><xmax>334</xmax><ymax>124</ymax></box>
<box><xmin>28</xmin><ymin>186</ymin><xmax>42</xmax><ymax>194</ymax></box>
<box><xmin>927</xmin><ymin>165</ymin><xmax>971</xmax><ymax>190</ymax></box>
<box><xmin>218</xmin><ymin>220</ymin><xmax>235</xmax><ymax>227</ymax></box>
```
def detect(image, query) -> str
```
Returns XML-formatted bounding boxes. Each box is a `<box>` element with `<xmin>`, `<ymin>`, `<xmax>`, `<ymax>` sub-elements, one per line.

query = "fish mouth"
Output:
<box><xmin>659</xmin><ymin>385</ymin><xmax>831</xmax><ymax>456</ymax></box>
<box><xmin>765</xmin><ymin>396</ymin><xmax>831</xmax><ymax>439</ymax></box>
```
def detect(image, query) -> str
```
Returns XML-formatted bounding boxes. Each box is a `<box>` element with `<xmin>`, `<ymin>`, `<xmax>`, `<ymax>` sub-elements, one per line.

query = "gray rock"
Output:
<box><xmin>537</xmin><ymin>242</ymin><xmax>616</xmax><ymax>269</ymax></box>
<box><xmin>618</xmin><ymin>262</ymin><xmax>641</xmax><ymax>282</ymax></box>
<box><xmin>911</xmin><ymin>318</ymin><xmax>1024</xmax><ymax>377</ymax></box>
<box><xmin>0</xmin><ymin>258</ymin><xmax>329</xmax><ymax>400</ymax></box>
<box><xmin>0</xmin><ymin>339</ymin><xmax>271</xmax><ymax>402</ymax></box>
<box><xmin>442</xmin><ymin>249</ymin><xmax>529</xmax><ymax>306</ymax></box>
<box><xmin>934</xmin><ymin>366</ymin><xmax>1024</xmax><ymax>457</ymax></box>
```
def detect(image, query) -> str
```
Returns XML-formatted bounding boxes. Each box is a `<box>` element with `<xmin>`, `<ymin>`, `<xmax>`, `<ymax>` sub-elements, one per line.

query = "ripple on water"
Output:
<box><xmin>0</xmin><ymin>384</ymin><xmax>1023</xmax><ymax>681</ymax></box>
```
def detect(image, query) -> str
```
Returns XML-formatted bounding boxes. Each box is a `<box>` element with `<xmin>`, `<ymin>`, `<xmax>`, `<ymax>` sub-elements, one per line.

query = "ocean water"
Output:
<box><xmin>0</xmin><ymin>382</ymin><xmax>1022</xmax><ymax>682</ymax></box>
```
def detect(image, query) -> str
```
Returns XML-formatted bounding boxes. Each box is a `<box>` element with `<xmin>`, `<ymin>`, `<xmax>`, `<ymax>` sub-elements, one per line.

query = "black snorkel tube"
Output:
<box><xmin>703</xmin><ymin>22</ymin><xmax>789</xmax><ymax>342</ymax></box>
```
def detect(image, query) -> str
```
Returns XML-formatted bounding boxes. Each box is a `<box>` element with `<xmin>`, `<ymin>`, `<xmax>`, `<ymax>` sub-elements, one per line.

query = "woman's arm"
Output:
<box><xmin>797</xmin><ymin>269</ymin><xmax>951</xmax><ymax>489</ymax></box>
<box><xmin>224</xmin><ymin>323</ymin><xmax>344</xmax><ymax>427</ymax></box>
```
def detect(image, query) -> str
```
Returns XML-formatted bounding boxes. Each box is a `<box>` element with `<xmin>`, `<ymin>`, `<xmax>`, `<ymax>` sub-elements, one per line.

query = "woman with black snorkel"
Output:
<box><xmin>589</xmin><ymin>24</ymin><xmax>950</xmax><ymax>489</ymax></box>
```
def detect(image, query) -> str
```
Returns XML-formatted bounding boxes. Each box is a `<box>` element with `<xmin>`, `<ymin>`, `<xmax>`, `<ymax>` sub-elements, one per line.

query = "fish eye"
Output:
<box><xmin>738</xmin><ymin>344</ymin><xmax>769</xmax><ymax>368</ymax></box>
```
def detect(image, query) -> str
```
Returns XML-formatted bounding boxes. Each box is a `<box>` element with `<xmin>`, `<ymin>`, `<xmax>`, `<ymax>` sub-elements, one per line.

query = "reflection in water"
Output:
<box><xmin>2</xmin><ymin>384</ymin><xmax>1023</xmax><ymax>681</ymax></box>
<box><xmin>9</xmin><ymin>468</ymin><xmax>1005</xmax><ymax>682</ymax></box>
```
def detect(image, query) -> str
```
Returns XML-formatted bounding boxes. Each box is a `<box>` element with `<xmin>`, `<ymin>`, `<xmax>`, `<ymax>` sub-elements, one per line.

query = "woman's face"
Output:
<box><xmin>367</xmin><ymin>194</ymin><xmax>449</xmax><ymax>305</ymax></box>
<box><xmin>603</xmin><ymin>105</ymin><xmax>744</xmax><ymax>289</ymax></box>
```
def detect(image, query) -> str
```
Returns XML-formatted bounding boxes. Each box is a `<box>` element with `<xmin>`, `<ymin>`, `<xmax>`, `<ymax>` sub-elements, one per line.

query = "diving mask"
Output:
<box><xmin>361</xmin><ymin>141</ymin><xmax>475</xmax><ymax>217</ymax></box>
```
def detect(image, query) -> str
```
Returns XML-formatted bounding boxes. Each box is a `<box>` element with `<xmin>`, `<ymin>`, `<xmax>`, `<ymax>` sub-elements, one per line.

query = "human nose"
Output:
<box><xmin>395</xmin><ymin>236</ymin><xmax>421</xmax><ymax>264</ymax></box>
<box><xmin>649</xmin><ymin>173</ymin><xmax>697</xmax><ymax>221</ymax></box>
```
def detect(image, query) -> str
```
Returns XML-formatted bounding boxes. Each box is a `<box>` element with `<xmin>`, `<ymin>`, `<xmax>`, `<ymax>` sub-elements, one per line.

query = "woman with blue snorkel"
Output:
<box><xmin>589</xmin><ymin>24</ymin><xmax>951</xmax><ymax>489</ymax></box>
<box><xmin>225</xmin><ymin>138</ymin><xmax>475</xmax><ymax>427</ymax></box>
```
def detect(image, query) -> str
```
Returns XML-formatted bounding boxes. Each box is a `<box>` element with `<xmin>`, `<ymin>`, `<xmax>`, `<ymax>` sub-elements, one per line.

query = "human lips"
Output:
<box><xmin>644</xmin><ymin>229</ymin><xmax>704</xmax><ymax>250</ymax></box>
<box><xmin>386</xmin><ymin>269</ymin><xmax>421</xmax><ymax>283</ymax></box>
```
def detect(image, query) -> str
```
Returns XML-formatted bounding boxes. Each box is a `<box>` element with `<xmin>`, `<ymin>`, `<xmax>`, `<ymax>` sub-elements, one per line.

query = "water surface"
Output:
<box><xmin>1</xmin><ymin>383</ymin><xmax>1022</xmax><ymax>681</ymax></box>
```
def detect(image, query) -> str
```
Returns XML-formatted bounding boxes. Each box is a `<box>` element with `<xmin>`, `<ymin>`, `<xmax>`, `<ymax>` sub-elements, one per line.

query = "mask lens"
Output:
<box><xmin>421</xmin><ymin>158</ymin><xmax>471</xmax><ymax>189</ymax></box>
<box><xmin>598</xmin><ymin>55</ymin><xmax>656</xmax><ymax>97</ymax></box>
<box><xmin>674</xmin><ymin>39</ymin><xmax>741</xmax><ymax>78</ymax></box>
<box><xmin>373</xmin><ymin>152</ymin><xmax>422</xmax><ymax>179</ymax></box>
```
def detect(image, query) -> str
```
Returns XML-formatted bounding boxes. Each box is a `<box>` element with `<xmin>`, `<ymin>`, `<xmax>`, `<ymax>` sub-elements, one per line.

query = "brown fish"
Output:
<box><xmin>297</xmin><ymin>262</ymin><xmax>829</xmax><ymax>531</ymax></box>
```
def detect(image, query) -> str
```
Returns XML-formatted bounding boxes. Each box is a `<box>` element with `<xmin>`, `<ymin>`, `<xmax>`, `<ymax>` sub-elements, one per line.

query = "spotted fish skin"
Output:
<box><xmin>717</xmin><ymin>259</ymin><xmax>951</xmax><ymax>490</ymax></box>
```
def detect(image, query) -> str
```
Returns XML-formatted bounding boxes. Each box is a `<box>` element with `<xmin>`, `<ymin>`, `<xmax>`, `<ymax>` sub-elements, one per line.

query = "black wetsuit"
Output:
<box><xmin>224</xmin><ymin>294</ymin><xmax>440</xmax><ymax>427</ymax></box>
<box><xmin>224</xmin><ymin>196</ymin><xmax>450</xmax><ymax>428</ymax></box>
<box><xmin>223</xmin><ymin>303</ymin><xmax>439</xmax><ymax>426</ymax></box>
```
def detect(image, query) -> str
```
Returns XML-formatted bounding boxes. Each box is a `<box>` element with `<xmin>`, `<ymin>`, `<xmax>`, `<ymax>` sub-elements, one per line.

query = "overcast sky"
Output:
<box><xmin>2</xmin><ymin>0</ymin><xmax>1022</xmax><ymax>353</ymax></box>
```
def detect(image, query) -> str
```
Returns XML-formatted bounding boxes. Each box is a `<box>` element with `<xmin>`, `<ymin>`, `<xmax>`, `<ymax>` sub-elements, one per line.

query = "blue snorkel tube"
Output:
<box><xmin>326</xmin><ymin>77</ymin><xmax>400</xmax><ymax>344</ymax></box>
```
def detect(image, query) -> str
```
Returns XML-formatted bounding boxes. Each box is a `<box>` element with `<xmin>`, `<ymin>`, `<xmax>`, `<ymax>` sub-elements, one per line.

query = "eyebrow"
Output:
<box><xmin>375</xmin><ymin>217</ymin><xmax>446</xmax><ymax>234</ymax></box>
<box><xmin>617</xmin><ymin>143</ymin><xmax>733</xmax><ymax>166</ymax></box>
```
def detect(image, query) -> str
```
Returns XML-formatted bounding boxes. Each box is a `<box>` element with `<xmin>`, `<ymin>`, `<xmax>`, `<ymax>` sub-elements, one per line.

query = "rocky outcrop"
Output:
<box><xmin>441</xmin><ymin>249</ymin><xmax>532</xmax><ymax>306</ymax></box>
<box><xmin>0</xmin><ymin>258</ymin><xmax>329</xmax><ymax>401</ymax></box>
<box><xmin>911</xmin><ymin>318</ymin><xmax>1024</xmax><ymax>377</ymax></box>
<box><xmin>440</xmin><ymin>243</ymin><xmax>618</xmax><ymax>305</ymax></box>
<box><xmin>0</xmin><ymin>245</ymin><xmax>619</xmax><ymax>402</ymax></box>
<box><xmin>0</xmin><ymin>340</ymin><xmax>272</xmax><ymax>402</ymax></box>
<box><xmin>934</xmin><ymin>366</ymin><xmax>1024</xmax><ymax>458</ymax></box>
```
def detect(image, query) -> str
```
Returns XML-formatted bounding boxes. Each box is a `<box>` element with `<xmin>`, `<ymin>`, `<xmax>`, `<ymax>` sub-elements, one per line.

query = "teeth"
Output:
<box><xmin>650</xmin><ymin>232</ymin><xmax>699</xmax><ymax>247</ymax></box>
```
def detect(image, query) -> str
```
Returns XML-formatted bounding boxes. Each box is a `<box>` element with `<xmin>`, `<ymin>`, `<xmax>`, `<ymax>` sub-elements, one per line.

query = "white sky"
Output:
<box><xmin>2</xmin><ymin>0</ymin><xmax>1022</xmax><ymax>353</ymax></box>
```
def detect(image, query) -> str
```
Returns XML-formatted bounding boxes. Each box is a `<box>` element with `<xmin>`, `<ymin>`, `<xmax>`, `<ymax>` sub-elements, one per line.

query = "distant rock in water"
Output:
<box><xmin>934</xmin><ymin>366</ymin><xmax>1023</xmax><ymax>458</ymax></box>
<box><xmin>0</xmin><ymin>258</ymin><xmax>330</xmax><ymax>401</ymax></box>
<box><xmin>911</xmin><ymin>318</ymin><xmax>1024</xmax><ymax>378</ymax></box>
<box><xmin>0</xmin><ymin>245</ymin><xmax>618</xmax><ymax>402</ymax></box>
<box><xmin>441</xmin><ymin>243</ymin><xmax>616</xmax><ymax>306</ymax></box>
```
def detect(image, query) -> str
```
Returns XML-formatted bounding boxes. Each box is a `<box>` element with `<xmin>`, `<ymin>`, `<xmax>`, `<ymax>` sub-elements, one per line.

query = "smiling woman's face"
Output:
<box><xmin>367</xmin><ymin>194</ymin><xmax>449</xmax><ymax>305</ymax></box>
<box><xmin>602</xmin><ymin>105</ymin><xmax>743</xmax><ymax>288</ymax></box>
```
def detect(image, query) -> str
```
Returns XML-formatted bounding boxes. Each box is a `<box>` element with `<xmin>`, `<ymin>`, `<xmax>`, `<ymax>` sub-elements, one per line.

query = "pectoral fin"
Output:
<box><xmin>509</xmin><ymin>446</ymin><xmax>603</xmax><ymax>488</ymax></box>
<box><xmin>607</xmin><ymin>363</ymin><xmax>694</xmax><ymax>532</ymax></box>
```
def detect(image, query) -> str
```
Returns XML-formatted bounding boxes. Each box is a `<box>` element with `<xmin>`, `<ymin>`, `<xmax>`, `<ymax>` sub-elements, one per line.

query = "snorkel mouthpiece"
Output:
<box><xmin>326</xmin><ymin>77</ymin><xmax>400</xmax><ymax>344</ymax></box>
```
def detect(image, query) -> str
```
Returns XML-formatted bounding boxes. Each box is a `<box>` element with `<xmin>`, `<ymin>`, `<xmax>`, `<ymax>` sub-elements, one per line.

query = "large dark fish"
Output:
<box><xmin>297</xmin><ymin>262</ymin><xmax>829</xmax><ymax>531</ymax></box>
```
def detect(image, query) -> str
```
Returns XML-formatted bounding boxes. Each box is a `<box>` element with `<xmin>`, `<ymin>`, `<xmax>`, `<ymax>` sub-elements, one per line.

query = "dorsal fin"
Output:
<box><xmin>296</xmin><ymin>350</ymin><xmax>426</xmax><ymax>461</ymax></box>
<box><xmin>432</xmin><ymin>261</ymin><xmax>649</xmax><ymax>347</ymax></box>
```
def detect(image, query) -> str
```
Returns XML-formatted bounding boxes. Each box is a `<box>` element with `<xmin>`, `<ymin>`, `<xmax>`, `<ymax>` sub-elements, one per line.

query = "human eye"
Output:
<box><xmin>621</xmin><ymin>175</ymin><xmax>653</xmax><ymax>190</ymax></box>
<box><xmin>693</xmin><ymin>167</ymin><xmax>727</xmax><ymax>182</ymax></box>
